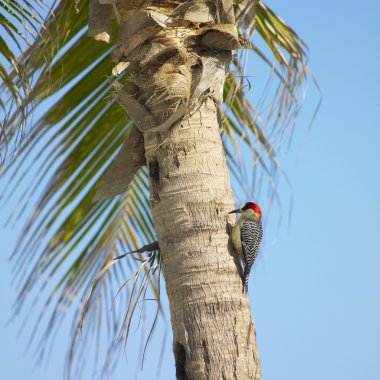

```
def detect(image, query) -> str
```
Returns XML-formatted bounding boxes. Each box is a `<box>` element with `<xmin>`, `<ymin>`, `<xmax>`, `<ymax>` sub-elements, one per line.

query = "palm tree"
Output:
<box><xmin>1</xmin><ymin>0</ymin><xmax>309</xmax><ymax>378</ymax></box>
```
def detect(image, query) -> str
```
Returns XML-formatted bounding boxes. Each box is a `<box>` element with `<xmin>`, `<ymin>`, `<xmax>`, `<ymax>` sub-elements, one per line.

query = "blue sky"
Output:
<box><xmin>1</xmin><ymin>0</ymin><xmax>380</xmax><ymax>379</ymax></box>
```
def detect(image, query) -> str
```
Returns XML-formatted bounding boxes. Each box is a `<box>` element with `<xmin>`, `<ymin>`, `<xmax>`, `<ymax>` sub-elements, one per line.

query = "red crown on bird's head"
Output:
<box><xmin>242</xmin><ymin>202</ymin><xmax>262</xmax><ymax>218</ymax></box>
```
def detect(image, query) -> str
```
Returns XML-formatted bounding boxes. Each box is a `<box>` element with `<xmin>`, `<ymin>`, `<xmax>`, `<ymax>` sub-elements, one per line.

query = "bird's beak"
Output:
<box><xmin>228</xmin><ymin>208</ymin><xmax>241</xmax><ymax>214</ymax></box>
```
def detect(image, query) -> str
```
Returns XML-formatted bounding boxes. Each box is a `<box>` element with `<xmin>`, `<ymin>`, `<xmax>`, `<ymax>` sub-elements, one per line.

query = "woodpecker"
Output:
<box><xmin>229</xmin><ymin>202</ymin><xmax>263</xmax><ymax>293</ymax></box>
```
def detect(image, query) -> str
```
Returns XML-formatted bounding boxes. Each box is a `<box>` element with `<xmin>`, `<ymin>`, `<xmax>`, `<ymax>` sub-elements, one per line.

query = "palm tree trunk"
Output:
<box><xmin>144</xmin><ymin>97</ymin><xmax>261</xmax><ymax>379</ymax></box>
<box><xmin>88</xmin><ymin>0</ymin><xmax>262</xmax><ymax>376</ymax></box>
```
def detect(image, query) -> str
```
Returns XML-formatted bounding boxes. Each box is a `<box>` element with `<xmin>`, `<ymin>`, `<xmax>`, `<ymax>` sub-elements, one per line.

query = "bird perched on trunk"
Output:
<box><xmin>228</xmin><ymin>202</ymin><xmax>263</xmax><ymax>293</ymax></box>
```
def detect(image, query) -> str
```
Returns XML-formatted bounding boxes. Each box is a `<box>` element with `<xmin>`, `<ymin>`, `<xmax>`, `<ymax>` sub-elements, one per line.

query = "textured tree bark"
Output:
<box><xmin>88</xmin><ymin>0</ymin><xmax>262</xmax><ymax>377</ymax></box>
<box><xmin>144</xmin><ymin>98</ymin><xmax>261</xmax><ymax>379</ymax></box>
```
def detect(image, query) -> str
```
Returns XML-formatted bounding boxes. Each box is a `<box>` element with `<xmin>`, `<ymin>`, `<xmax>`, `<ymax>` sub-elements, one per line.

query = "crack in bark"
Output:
<box><xmin>233</xmin><ymin>316</ymin><xmax>239</xmax><ymax>380</ymax></box>
<box><xmin>201</xmin><ymin>339</ymin><xmax>210</xmax><ymax>377</ymax></box>
<box><xmin>148</xmin><ymin>158</ymin><xmax>161</xmax><ymax>202</ymax></box>
<box><xmin>174</xmin><ymin>342</ymin><xmax>188</xmax><ymax>380</ymax></box>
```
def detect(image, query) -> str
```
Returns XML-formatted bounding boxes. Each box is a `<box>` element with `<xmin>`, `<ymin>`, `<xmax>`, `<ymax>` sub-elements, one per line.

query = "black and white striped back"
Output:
<box><xmin>241</xmin><ymin>218</ymin><xmax>263</xmax><ymax>292</ymax></box>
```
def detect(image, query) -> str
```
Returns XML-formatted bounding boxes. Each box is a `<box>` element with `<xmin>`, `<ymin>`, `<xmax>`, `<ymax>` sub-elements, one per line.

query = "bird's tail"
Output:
<box><xmin>242</xmin><ymin>269</ymin><xmax>249</xmax><ymax>293</ymax></box>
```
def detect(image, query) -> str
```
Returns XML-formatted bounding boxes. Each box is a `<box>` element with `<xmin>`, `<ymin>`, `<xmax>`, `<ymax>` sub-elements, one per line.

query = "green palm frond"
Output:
<box><xmin>1</xmin><ymin>0</ymin><xmax>313</xmax><ymax>376</ymax></box>
<box><xmin>0</xmin><ymin>0</ymin><xmax>51</xmax><ymax>162</ymax></box>
<box><xmin>223</xmin><ymin>0</ymin><xmax>310</xmax><ymax>199</ymax></box>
